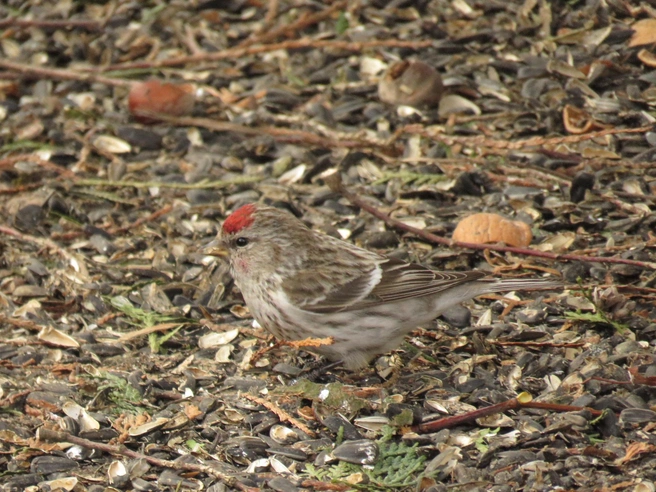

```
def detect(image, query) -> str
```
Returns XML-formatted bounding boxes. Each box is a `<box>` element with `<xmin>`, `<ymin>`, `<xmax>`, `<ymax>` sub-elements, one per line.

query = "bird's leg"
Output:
<box><xmin>294</xmin><ymin>359</ymin><xmax>344</xmax><ymax>383</ymax></box>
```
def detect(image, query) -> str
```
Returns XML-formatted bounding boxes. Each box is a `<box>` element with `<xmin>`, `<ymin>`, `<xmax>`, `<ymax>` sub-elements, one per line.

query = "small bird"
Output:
<box><xmin>209</xmin><ymin>203</ymin><xmax>561</xmax><ymax>370</ymax></box>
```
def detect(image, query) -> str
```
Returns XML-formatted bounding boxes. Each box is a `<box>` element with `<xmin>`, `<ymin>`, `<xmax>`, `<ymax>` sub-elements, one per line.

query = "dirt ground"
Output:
<box><xmin>1</xmin><ymin>1</ymin><xmax>656</xmax><ymax>491</ymax></box>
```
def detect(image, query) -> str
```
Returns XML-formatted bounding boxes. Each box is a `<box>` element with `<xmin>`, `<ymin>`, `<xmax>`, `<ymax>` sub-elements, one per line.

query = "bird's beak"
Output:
<box><xmin>203</xmin><ymin>239</ymin><xmax>228</xmax><ymax>257</ymax></box>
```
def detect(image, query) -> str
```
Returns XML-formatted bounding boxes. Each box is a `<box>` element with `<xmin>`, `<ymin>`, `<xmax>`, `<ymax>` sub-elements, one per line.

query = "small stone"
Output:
<box><xmin>14</xmin><ymin>204</ymin><xmax>44</xmax><ymax>232</ymax></box>
<box><xmin>223</xmin><ymin>377</ymin><xmax>267</xmax><ymax>391</ymax></box>
<box><xmin>440</xmin><ymin>305</ymin><xmax>471</xmax><ymax>328</ymax></box>
<box><xmin>82</xmin><ymin>343</ymin><xmax>126</xmax><ymax>356</ymax></box>
<box><xmin>272</xmin><ymin>363</ymin><xmax>303</xmax><ymax>377</ymax></box>
<box><xmin>13</xmin><ymin>285</ymin><xmax>48</xmax><ymax>297</ymax></box>
<box><xmin>562</xmin><ymin>262</ymin><xmax>590</xmax><ymax>283</ymax></box>
<box><xmin>589</xmin><ymin>267</ymin><xmax>608</xmax><ymax>281</ymax></box>
<box><xmin>186</xmin><ymin>189</ymin><xmax>220</xmax><ymax>205</ymax></box>
<box><xmin>363</xmin><ymin>231</ymin><xmax>399</xmax><ymax>249</ymax></box>
<box><xmin>323</xmin><ymin>416</ymin><xmax>363</xmax><ymax>441</ymax></box>
<box><xmin>89</xmin><ymin>234</ymin><xmax>116</xmax><ymax>255</ymax></box>
<box><xmin>116</xmin><ymin>126</ymin><xmax>163</xmax><ymax>150</ymax></box>
<box><xmin>268</xmin><ymin>477</ymin><xmax>299</xmax><ymax>492</ymax></box>
<box><xmin>570</xmin><ymin>172</ymin><xmax>595</xmax><ymax>203</ymax></box>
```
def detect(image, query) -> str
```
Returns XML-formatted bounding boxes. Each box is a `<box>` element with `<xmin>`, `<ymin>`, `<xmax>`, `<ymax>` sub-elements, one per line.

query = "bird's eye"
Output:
<box><xmin>235</xmin><ymin>237</ymin><xmax>249</xmax><ymax>247</ymax></box>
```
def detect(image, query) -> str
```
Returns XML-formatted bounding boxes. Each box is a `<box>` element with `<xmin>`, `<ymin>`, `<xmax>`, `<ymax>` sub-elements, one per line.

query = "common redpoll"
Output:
<box><xmin>210</xmin><ymin>203</ymin><xmax>561</xmax><ymax>370</ymax></box>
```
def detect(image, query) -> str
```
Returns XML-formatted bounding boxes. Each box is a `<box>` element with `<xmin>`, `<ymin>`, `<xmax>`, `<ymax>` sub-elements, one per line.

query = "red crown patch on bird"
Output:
<box><xmin>222</xmin><ymin>204</ymin><xmax>256</xmax><ymax>234</ymax></box>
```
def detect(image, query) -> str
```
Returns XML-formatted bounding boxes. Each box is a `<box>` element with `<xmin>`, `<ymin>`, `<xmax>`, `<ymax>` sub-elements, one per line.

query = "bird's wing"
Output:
<box><xmin>369</xmin><ymin>257</ymin><xmax>487</xmax><ymax>302</ymax></box>
<box><xmin>282</xmin><ymin>266</ymin><xmax>383</xmax><ymax>313</ymax></box>
<box><xmin>284</xmin><ymin>255</ymin><xmax>487</xmax><ymax>314</ymax></box>
<box><xmin>280</xmin><ymin>233</ymin><xmax>385</xmax><ymax>313</ymax></box>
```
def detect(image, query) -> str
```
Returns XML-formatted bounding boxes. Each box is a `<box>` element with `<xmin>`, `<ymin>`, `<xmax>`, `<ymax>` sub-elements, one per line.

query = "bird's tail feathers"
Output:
<box><xmin>482</xmin><ymin>277</ymin><xmax>563</xmax><ymax>294</ymax></box>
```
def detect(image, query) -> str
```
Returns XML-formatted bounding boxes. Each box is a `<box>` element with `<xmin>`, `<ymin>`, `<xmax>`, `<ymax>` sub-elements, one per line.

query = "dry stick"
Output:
<box><xmin>241</xmin><ymin>393</ymin><xmax>317</xmax><ymax>437</ymax></box>
<box><xmin>180</xmin><ymin>24</ymin><xmax>205</xmax><ymax>56</ymax></box>
<box><xmin>299</xmin><ymin>480</ymin><xmax>351</xmax><ymax>491</ymax></box>
<box><xmin>409</xmin><ymin>397</ymin><xmax>605</xmax><ymax>434</ymax></box>
<box><xmin>0</xmin><ymin>183</ymin><xmax>44</xmax><ymax>194</ymax></box>
<box><xmin>244</xmin><ymin>0</ymin><xmax>346</xmax><ymax>48</ymax></box>
<box><xmin>95</xmin><ymin>38</ymin><xmax>434</xmax><ymax>72</ymax></box>
<box><xmin>0</xmin><ymin>314</ymin><xmax>43</xmax><ymax>333</ymax></box>
<box><xmin>324</xmin><ymin>173</ymin><xmax>656</xmax><ymax>271</ymax></box>
<box><xmin>0</xmin><ymin>225</ymin><xmax>80</xmax><ymax>265</ymax></box>
<box><xmin>36</xmin><ymin>429</ymin><xmax>259</xmax><ymax>492</ymax></box>
<box><xmin>148</xmin><ymin>114</ymin><xmax>400</xmax><ymax>154</ymax></box>
<box><xmin>0</xmin><ymin>154</ymin><xmax>77</xmax><ymax>179</ymax></box>
<box><xmin>73</xmin><ymin>175</ymin><xmax>263</xmax><ymax>189</ymax></box>
<box><xmin>0</xmin><ymin>389</ymin><xmax>32</xmax><ymax>407</ymax></box>
<box><xmin>260</xmin><ymin>0</ymin><xmax>280</xmax><ymax>33</ymax></box>
<box><xmin>405</xmin><ymin>123</ymin><xmax>656</xmax><ymax>153</ymax></box>
<box><xmin>410</xmin><ymin>398</ymin><xmax>522</xmax><ymax>434</ymax></box>
<box><xmin>0</xmin><ymin>59</ymin><xmax>132</xmax><ymax>87</ymax></box>
<box><xmin>489</xmin><ymin>341</ymin><xmax>586</xmax><ymax>348</ymax></box>
<box><xmin>0</xmin><ymin>71</ymin><xmax>21</xmax><ymax>80</ymax></box>
<box><xmin>111</xmin><ymin>204</ymin><xmax>174</xmax><ymax>234</ymax></box>
<box><xmin>0</xmin><ymin>18</ymin><xmax>102</xmax><ymax>30</ymax></box>
<box><xmin>524</xmin><ymin>401</ymin><xmax>605</xmax><ymax>416</ymax></box>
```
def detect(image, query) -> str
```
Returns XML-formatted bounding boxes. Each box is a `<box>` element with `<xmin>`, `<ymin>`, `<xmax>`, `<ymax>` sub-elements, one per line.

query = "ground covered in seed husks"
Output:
<box><xmin>1</xmin><ymin>0</ymin><xmax>656</xmax><ymax>491</ymax></box>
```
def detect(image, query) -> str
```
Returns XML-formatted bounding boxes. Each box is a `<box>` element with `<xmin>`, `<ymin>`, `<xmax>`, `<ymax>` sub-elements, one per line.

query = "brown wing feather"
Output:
<box><xmin>370</xmin><ymin>258</ymin><xmax>487</xmax><ymax>302</ymax></box>
<box><xmin>289</xmin><ymin>268</ymin><xmax>382</xmax><ymax>314</ymax></box>
<box><xmin>280</xmin><ymin>232</ymin><xmax>385</xmax><ymax>313</ymax></box>
<box><xmin>289</xmin><ymin>256</ymin><xmax>487</xmax><ymax>314</ymax></box>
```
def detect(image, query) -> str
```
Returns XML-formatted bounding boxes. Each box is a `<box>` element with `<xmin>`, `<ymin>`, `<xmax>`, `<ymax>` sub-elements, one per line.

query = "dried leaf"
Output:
<box><xmin>615</xmin><ymin>442</ymin><xmax>656</xmax><ymax>465</ymax></box>
<box><xmin>637</xmin><ymin>49</ymin><xmax>656</xmax><ymax>68</ymax></box>
<box><xmin>563</xmin><ymin>105</ymin><xmax>608</xmax><ymax>134</ymax></box>
<box><xmin>184</xmin><ymin>404</ymin><xmax>203</xmax><ymax>420</ymax></box>
<box><xmin>628</xmin><ymin>19</ymin><xmax>656</xmax><ymax>48</ymax></box>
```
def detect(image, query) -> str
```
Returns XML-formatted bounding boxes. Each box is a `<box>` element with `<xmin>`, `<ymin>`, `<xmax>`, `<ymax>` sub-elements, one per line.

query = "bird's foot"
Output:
<box><xmin>293</xmin><ymin>359</ymin><xmax>344</xmax><ymax>383</ymax></box>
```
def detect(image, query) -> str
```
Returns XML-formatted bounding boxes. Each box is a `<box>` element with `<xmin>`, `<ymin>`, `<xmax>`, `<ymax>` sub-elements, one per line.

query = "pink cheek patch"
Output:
<box><xmin>236</xmin><ymin>258</ymin><xmax>249</xmax><ymax>273</ymax></box>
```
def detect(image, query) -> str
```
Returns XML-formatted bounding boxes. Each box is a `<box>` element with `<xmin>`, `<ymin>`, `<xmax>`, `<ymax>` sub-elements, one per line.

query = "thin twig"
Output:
<box><xmin>143</xmin><ymin>113</ymin><xmax>400</xmax><ymax>153</ymax></box>
<box><xmin>111</xmin><ymin>204</ymin><xmax>174</xmax><ymax>234</ymax></box>
<box><xmin>0</xmin><ymin>18</ymin><xmax>102</xmax><ymax>30</ymax></box>
<box><xmin>94</xmin><ymin>38</ymin><xmax>434</xmax><ymax>72</ymax></box>
<box><xmin>299</xmin><ymin>479</ymin><xmax>351</xmax><ymax>491</ymax></box>
<box><xmin>489</xmin><ymin>341</ymin><xmax>586</xmax><ymax>348</ymax></box>
<box><xmin>246</xmin><ymin>0</ymin><xmax>347</xmax><ymax>47</ymax></box>
<box><xmin>241</xmin><ymin>393</ymin><xmax>317</xmax><ymax>437</ymax></box>
<box><xmin>0</xmin><ymin>314</ymin><xmax>43</xmax><ymax>333</ymax></box>
<box><xmin>523</xmin><ymin>401</ymin><xmax>605</xmax><ymax>416</ymax></box>
<box><xmin>36</xmin><ymin>429</ymin><xmax>259</xmax><ymax>492</ymax></box>
<box><xmin>0</xmin><ymin>59</ymin><xmax>132</xmax><ymax>87</ymax></box>
<box><xmin>0</xmin><ymin>153</ymin><xmax>77</xmax><ymax>178</ymax></box>
<box><xmin>0</xmin><ymin>184</ymin><xmax>52</xmax><ymax>194</ymax></box>
<box><xmin>0</xmin><ymin>225</ymin><xmax>85</xmax><ymax>269</ymax></box>
<box><xmin>410</xmin><ymin>397</ymin><xmax>522</xmax><ymax>433</ymax></box>
<box><xmin>73</xmin><ymin>175</ymin><xmax>263</xmax><ymax>189</ymax></box>
<box><xmin>404</xmin><ymin>123</ymin><xmax>655</xmax><ymax>153</ymax></box>
<box><xmin>409</xmin><ymin>395</ymin><xmax>605</xmax><ymax>434</ymax></box>
<box><xmin>260</xmin><ymin>0</ymin><xmax>280</xmax><ymax>33</ymax></box>
<box><xmin>0</xmin><ymin>389</ymin><xmax>32</xmax><ymax>407</ymax></box>
<box><xmin>324</xmin><ymin>172</ymin><xmax>656</xmax><ymax>270</ymax></box>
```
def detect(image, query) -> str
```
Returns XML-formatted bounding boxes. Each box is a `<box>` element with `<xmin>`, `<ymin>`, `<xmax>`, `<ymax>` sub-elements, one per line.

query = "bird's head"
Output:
<box><xmin>206</xmin><ymin>203</ymin><xmax>309</xmax><ymax>279</ymax></box>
